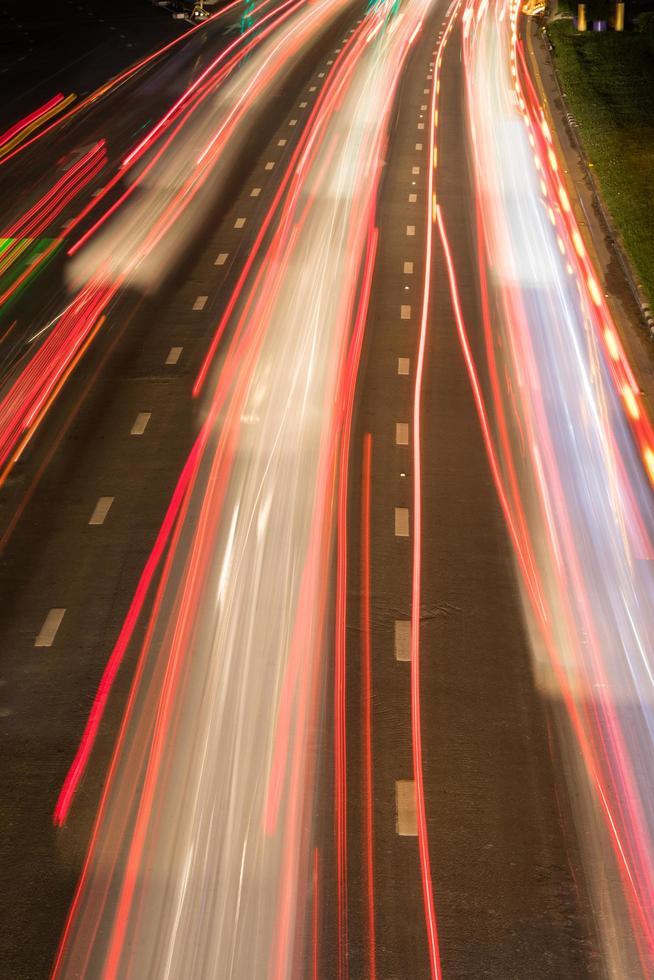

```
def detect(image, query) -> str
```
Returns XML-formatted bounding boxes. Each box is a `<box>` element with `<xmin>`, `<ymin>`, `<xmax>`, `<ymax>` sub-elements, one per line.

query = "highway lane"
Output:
<box><xmin>0</xmin><ymin>8</ymin><xmax>366</xmax><ymax>977</ymax></box>
<box><xmin>48</xmin><ymin>2</ymin><xmax>450</xmax><ymax>975</ymax></box>
<box><xmin>341</xmin><ymin>3</ymin><xmax>602</xmax><ymax>978</ymax></box>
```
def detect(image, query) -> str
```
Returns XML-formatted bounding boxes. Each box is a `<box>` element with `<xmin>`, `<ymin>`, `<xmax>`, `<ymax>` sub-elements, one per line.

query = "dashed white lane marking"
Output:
<box><xmin>417</xmin><ymin>122</ymin><xmax>424</xmax><ymax>130</ymax></box>
<box><xmin>401</xmin><ymin>305</ymin><xmax>411</xmax><ymax>319</ymax></box>
<box><xmin>415</xmin><ymin>143</ymin><xmax>422</xmax><ymax>151</ymax></box>
<box><xmin>131</xmin><ymin>412</ymin><xmax>151</xmax><ymax>436</ymax></box>
<box><xmin>395</xmin><ymin>780</ymin><xmax>418</xmax><ymax>835</ymax></box>
<box><xmin>395</xmin><ymin>422</ymin><xmax>409</xmax><ymax>445</ymax></box>
<box><xmin>409</xmin><ymin>193</ymin><xmax>417</xmax><ymax>203</ymax></box>
<box><xmin>234</xmin><ymin>217</ymin><xmax>246</xmax><ymax>228</ymax></box>
<box><xmin>166</xmin><ymin>347</ymin><xmax>182</xmax><ymax>365</ymax></box>
<box><xmin>397</xmin><ymin>357</ymin><xmax>410</xmax><ymax>375</ymax></box>
<box><xmin>412</xmin><ymin>166</ymin><xmax>420</xmax><ymax>174</ymax></box>
<box><xmin>250</xmin><ymin>187</ymin><xmax>261</xmax><ymax>197</ymax></box>
<box><xmin>404</xmin><ymin>261</ymin><xmax>414</xmax><ymax>273</ymax></box>
<box><xmin>289</xmin><ymin>118</ymin><xmax>297</xmax><ymax>126</ymax></box>
<box><xmin>193</xmin><ymin>295</ymin><xmax>208</xmax><ymax>311</ymax></box>
<box><xmin>406</xmin><ymin>225</ymin><xmax>415</xmax><ymax>237</ymax></box>
<box><xmin>215</xmin><ymin>252</ymin><xmax>229</xmax><ymax>265</ymax></box>
<box><xmin>394</xmin><ymin>620</ymin><xmax>411</xmax><ymax>661</ymax></box>
<box><xmin>423</xmin><ymin>88</ymin><xmax>429</xmax><ymax>94</ymax></box>
<box><xmin>299</xmin><ymin>101</ymin><xmax>307</xmax><ymax>108</ymax></box>
<box><xmin>421</xmin><ymin>104</ymin><xmax>428</xmax><ymax>110</ymax></box>
<box><xmin>265</xmin><ymin>161</ymin><xmax>275</xmax><ymax>170</ymax></box>
<box><xmin>35</xmin><ymin>609</ymin><xmax>66</xmax><ymax>648</ymax></box>
<box><xmin>395</xmin><ymin>507</ymin><xmax>410</xmax><ymax>537</ymax></box>
<box><xmin>318</xmin><ymin>71</ymin><xmax>325</xmax><ymax>77</ymax></box>
<box><xmin>278</xmin><ymin>139</ymin><xmax>287</xmax><ymax>146</ymax></box>
<box><xmin>89</xmin><ymin>496</ymin><xmax>114</xmax><ymax>526</ymax></box>
<box><xmin>309</xmin><ymin>86</ymin><xmax>317</xmax><ymax>91</ymax></box>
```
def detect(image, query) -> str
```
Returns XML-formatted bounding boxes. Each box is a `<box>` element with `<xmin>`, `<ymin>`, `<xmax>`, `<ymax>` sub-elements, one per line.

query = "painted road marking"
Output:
<box><xmin>424</xmin><ymin>88</ymin><xmax>429</xmax><ymax>93</ymax></box>
<box><xmin>395</xmin><ymin>507</ymin><xmax>409</xmax><ymax>537</ymax></box>
<box><xmin>193</xmin><ymin>295</ymin><xmax>208</xmax><ymax>311</ymax></box>
<box><xmin>166</xmin><ymin>347</ymin><xmax>182</xmax><ymax>365</ymax></box>
<box><xmin>394</xmin><ymin>620</ymin><xmax>411</xmax><ymax>661</ymax></box>
<box><xmin>401</xmin><ymin>305</ymin><xmax>411</xmax><ymax>319</ymax></box>
<box><xmin>35</xmin><ymin>609</ymin><xmax>66</xmax><ymax>648</ymax></box>
<box><xmin>406</xmin><ymin>226</ymin><xmax>415</xmax><ymax>237</ymax></box>
<box><xmin>318</xmin><ymin>72</ymin><xmax>325</xmax><ymax>77</ymax></box>
<box><xmin>131</xmin><ymin>412</ymin><xmax>151</xmax><ymax>436</ymax></box>
<box><xmin>404</xmin><ymin>261</ymin><xmax>414</xmax><ymax>273</ymax></box>
<box><xmin>398</xmin><ymin>357</ymin><xmax>410</xmax><ymax>375</ymax></box>
<box><xmin>412</xmin><ymin>166</ymin><xmax>420</xmax><ymax>174</ymax></box>
<box><xmin>299</xmin><ymin>101</ymin><xmax>307</xmax><ymax>108</ymax></box>
<box><xmin>289</xmin><ymin>119</ymin><xmax>297</xmax><ymax>126</ymax></box>
<box><xmin>395</xmin><ymin>422</ymin><xmax>409</xmax><ymax>445</ymax></box>
<box><xmin>215</xmin><ymin>252</ymin><xmax>229</xmax><ymax>266</ymax></box>
<box><xmin>415</xmin><ymin>143</ymin><xmax>422</xmax><ymax>151</ymax></box>
<box><xmin>250</xmin><ymin>187</ymin><xmax>261</xmax><ymax>197</ymax></box>
<box><xmin>395</xmin><ymin>780</ymin><xmax>418</xmax><ymax>835</ymax></box>
<box><xmin>421</xmin><ymin>104</ymin><xmax>428</xmax><ymax>110</ymax></box>
<box><xmin>309</xmin><ymin>85</ymin><xmax>317</xmax><ymax>91</ymax></box>
<box><xmin>409</xmin><ymin>193</ymin><xmax>417</xmax><ymax>203</ymax></box>
<box><xmin>278</xmin><ymin>139</ymin><xmax>287</xmax><ymax>146</ymax></box>
<box><xmin>418</xmin><ymin>122</ymin><xmax>424</xmax><ymax>130</ymax></box>
<box><xmin>234</xmin><ymin>217</ymin><xmax>246</xmax><ymax>228</ymax></box>
<box><xmin>265</xmin><ymin>161</ymin><xmax>275</xmax><ymax>170</ymax></box>
<box><xmin>89</xmin><ymin>496</ymin><xmax>114</xmax><ymax>526</ymax></box>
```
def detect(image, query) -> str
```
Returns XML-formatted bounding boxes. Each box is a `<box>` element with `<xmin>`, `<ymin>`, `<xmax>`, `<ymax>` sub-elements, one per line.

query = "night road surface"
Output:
<box><xmin>0</xmin><ymin>0</ymin><xmax>653</xmax><ymax>978</ymax></box>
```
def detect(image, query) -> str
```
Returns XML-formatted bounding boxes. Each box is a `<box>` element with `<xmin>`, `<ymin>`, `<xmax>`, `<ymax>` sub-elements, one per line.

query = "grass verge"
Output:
<box><xmin>546</xmin><ymin>19</ymin><xmax>654</xmax><ymax>306</ymax></box>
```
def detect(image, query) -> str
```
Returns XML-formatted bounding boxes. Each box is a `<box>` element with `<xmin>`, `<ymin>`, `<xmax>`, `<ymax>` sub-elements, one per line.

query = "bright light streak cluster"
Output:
<box><xmin>456</xmin><ymin>0</ymin><xmax>654</xmax><ymax>973</ymax></box>
<box><xmin>51</xmin><ymin>0</ymin><xmax>442</xmax><ymax>977</ymax></box>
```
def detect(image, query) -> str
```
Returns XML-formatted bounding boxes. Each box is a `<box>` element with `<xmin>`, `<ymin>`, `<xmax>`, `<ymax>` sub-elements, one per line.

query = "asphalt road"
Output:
<box><xmin>339</xmin><ymin>10</ymin><xmax>602</xmax><ymax>980</ymax></box>
<box><xmin>0</xmin><ymin>5</ymin><xmax>362</xmax><ymax>976</ymax></box>
<box><xmin>0</xmin><ymin>2</ymin><xmax>615</xmax><ymax>979</ymax></box>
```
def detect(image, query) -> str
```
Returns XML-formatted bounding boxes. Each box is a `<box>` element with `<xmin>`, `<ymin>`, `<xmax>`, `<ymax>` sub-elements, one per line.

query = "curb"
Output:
<box><xmin>538</xmin><ymin>21</ymin><xmax>654</xmax><ymax>338</ymax></box>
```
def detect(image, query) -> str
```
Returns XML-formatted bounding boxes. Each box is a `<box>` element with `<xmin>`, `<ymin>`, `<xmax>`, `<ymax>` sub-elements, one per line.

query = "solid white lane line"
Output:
<box><xmin>193</xmin><ymin>295</ymin><xmax>208</xmax><ymax>311</ymax></box>
<box><xmin>406</xmin><ymin>226</ymin><xmax>415</xmax><ymax>237</ymax></box>
<box><xmin>395</xmin><ymin>780</ymin><xmax>418</xmax><ymax>835</ymax></box>
<box><xmin>409</xmin><ymin>193</ymin><xmax>417</xmax><ymax>203</ymax></box>
<box><xmin>35</xmin><ymin>609</ymin><xmax>66</xmax><ymax>648</ymax></box>
<box><xmin>401</xmin><ymin>305</ymin><xmax>411</xmax><ymax>319</ymax></box>
<box><xmin>131</xmin><ymin>412</ymin><xmax>151</xmax><ymax>436</ymax></box>
<box><xmin>397</xmin><ymin>357</ymin><xmax>410</xmax><ymax>375</ymax></box>
<box><xmin>166</xmin><ymin>347</ymin><xmax>182</xmax><ymax>365</ymax></box>
<box><xmin>404</xmin><ymin>261</ymin><xmax>414</xmax><ymax>273</ymax></box>
<box><xmin>215</xmin><ymin>252</ymin><xmax>229</xmax><ymax>266</ymax></box>
<box><xmin>89</xmin><ymin>496</ymin><xmax>114</xmax><ymax>526</ymax></box>
<box><xmin>250</xmin><ymin>187</ymin><xmax>261</xmax><ymax>197</ymax></box>
<box><xmin>394</xmin><ymin>620</ymin><xmax>411</xmax><ymax>661</ymax></box>
<box><xmin>234</xmin><ymin>217</ymin><xmax>246</xmax><ymax>228</ymax></box>
<box><xmin>396</xmin><ymin>422</ymin><xmax>409</xmax><ymax>446</ymax></box>
<box><xmin>265</xmin><ymin>161</ymin><xmax>275</xmax><ymax>170</ymax></box>
<box><xmin>395</xmin><ymin>507</ymin><xmax>410</xmax><ymax>537</ymax></box>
